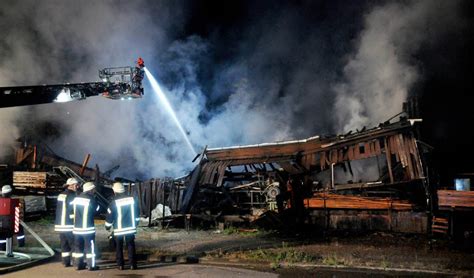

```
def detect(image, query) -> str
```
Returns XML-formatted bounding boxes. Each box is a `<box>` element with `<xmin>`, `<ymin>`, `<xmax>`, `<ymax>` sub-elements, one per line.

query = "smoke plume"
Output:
<box><xmin>334</xmin><ymin>1</ymin><xmax>460</xmax><ymax>132</ymax></box>
<box><xmin>0</xmin><ymin>1</ymin><xmax>463</xmax><ymax>179</ymax></box>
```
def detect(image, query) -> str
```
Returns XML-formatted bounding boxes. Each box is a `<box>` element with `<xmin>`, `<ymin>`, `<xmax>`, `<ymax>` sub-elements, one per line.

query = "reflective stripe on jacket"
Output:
<box><xmin>72</xmin><ymin>192</ymin><xmax>99</xmax><ymax>235</ymax></box>
<box><xmin>54</xmin><ymin>190</ymin><xmax>75</xmax><ymax>232</ymax></box>
<box><xmin>105</xmin><ymin>195</ymin><xmax>139</xmax><ymax>236</ymax></box>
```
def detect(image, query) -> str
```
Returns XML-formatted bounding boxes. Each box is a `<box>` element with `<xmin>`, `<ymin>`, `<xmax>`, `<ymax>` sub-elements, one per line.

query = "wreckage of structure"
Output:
<box><xmin>180</xmin><ymin>118</ymin><xmax>473</xmax><ymax>237</ymax></box>
<box><xmin>3</xmin><ymin>118</ymin><xmax>473</xmax><ymax>239</ymax></box>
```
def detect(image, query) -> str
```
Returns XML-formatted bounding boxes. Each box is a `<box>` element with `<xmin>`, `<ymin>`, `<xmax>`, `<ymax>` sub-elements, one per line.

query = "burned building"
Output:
<box><xmin>180</xmin><ymin>119</ymin><xmax>437</xmax><ymax>233</ymax></box>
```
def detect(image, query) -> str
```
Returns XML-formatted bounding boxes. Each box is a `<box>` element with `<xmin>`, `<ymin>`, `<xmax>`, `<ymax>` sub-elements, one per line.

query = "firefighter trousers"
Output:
<box><xmin>15</xmin><ymin>226</ymin><xmax>25</xmax><ymax>247</ymax></box>
<box><xmin>115</xmin><ymin>234</ymin><xmax>136</xmax><ymax>267</ymax></box>
<box><xmin>0</xmin><ymin>226</ymin><xmax>25</xmax><ymax>249</ymax></box>
<box><xmin>60</xmin><ymin>232</ymin><xmax>74</xmax><ymax>266</ymax></box>
<box><xmin>74</xmin><ymin>233</ymin><xmax>97</xmax><ymax>269</ymax></box>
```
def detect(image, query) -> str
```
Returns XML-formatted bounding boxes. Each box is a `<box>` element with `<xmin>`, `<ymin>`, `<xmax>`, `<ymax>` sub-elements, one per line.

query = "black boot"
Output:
<box><xmin>76</xmin><ymin>258</ymin><xmax>86</xmax><ymax>270</ymax></box>
<box><xmin>63</xmin><ymin>256</ymin><xmax>71</xmax><ymax>267</ymax></box>
<box><xmin>88</xmin><ymin>266</ymin><xmax>99</xmax><ymax>271</ymax></box>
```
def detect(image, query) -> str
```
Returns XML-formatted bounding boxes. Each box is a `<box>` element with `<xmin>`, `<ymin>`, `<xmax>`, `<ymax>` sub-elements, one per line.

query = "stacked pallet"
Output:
<box><xmin>13</xmin><ymin>172</ymin><xmax>47</xmax><ymax>189</ymax></box>
<box><xmin>438</xmin><ymin>190</ymin><xmax>474</xmax><ymax>208</ymax></box>
<box><xmin>304</xmin><ymin>193</ymin><xmax>414</xmax><ymax>210</ymax></box>
<box><xmin>431</xmin><ymin>216</ymin><xmax>449</xmax><ymax>234</ymax></box>
<box><xmin>13</xmin><ymin>171</ymin><xmax>65</xmax><ymax>193</ymax></box>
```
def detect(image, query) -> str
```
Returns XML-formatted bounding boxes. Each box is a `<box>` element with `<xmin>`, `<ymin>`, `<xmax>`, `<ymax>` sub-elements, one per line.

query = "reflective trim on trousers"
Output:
<box><xmin>73</xmin><ymin>227</ymin><xmax>95</xmax><ymax>231</ymax></box>
<box><xmin>72</xmin><ymin>253</ymin><xmax>84</xmax><ymax>258</ymax></box>
<box><xmin>73</xmin><ymin>230</ymin><xmax>95</xmax><ymax>235</ymax></box>
<box><xmin>114</xmin><ymin>230</ymin><xmax>136</xmax><ymax>236</ymax></box>
<box><xmin>90</xmin><ymin>239</ymin><xmax>96</xmax><ymax>267</ymax></box>
<box><xmin>17</xmin><ymin>235</ymin><xmax>25</xmax><ymax>240</ymax></box>
<box><xmin>55</xmin><ymin>225</ymin><xmax>74</xmax><ymax>229</ymax></box>
<box><xmin>114</xmin><ymin>226</ymin><xmax>136</xmax><ymax>233</ymax></box>
<box><xmin>62</xmin><ymin>252</ymin><xmax>71</xmax><ymax>257</ymax></box>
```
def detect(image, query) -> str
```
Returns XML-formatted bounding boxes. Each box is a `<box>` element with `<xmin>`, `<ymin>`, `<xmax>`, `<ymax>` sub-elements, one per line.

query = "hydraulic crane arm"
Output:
<box><xmin>0</xmin><ymin>58</ymin><xmax>145</xmax><ymax>108</ymax></box>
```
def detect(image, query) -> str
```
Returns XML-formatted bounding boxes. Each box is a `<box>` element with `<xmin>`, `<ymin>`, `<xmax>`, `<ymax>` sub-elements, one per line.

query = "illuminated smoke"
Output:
<box><xmin>334</xmin><ymin>1</ymin><xmax>459</xmax><ymax>132</ymax></box>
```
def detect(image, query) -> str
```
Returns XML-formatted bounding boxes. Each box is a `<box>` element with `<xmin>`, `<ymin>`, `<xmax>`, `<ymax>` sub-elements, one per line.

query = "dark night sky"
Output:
<box><xmin>416</xmin><ymin>1</ymin><xmax>474</xmax><ymax>179</ymax></box>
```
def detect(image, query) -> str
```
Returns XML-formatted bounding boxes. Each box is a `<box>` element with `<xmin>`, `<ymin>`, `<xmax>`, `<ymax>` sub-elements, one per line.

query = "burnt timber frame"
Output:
<box><xmin>201</xmin><ymin>120</ymin><xmax>425</xmax><ymax>189</ymax></box>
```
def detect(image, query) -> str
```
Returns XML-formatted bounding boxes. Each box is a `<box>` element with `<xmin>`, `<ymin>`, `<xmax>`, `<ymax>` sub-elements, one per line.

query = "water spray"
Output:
<box><xmin>144</xmin><ymin>67</ymin><xmax>197</xmax><ymax>155</ymax></box>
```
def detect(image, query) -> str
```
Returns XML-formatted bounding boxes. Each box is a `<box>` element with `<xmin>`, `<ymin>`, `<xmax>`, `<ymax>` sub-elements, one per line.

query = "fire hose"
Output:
<box><xmin>0</xmin><ymin>221</ymin><xmax>55</xmax><ymax>274</ymax></box>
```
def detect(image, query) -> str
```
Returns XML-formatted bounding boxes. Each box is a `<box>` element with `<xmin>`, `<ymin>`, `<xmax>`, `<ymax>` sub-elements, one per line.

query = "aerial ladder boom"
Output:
<box><xmin>0</xmin><ymin>57</ymin><xmax>145</xmax><ymax>108</ymax></box>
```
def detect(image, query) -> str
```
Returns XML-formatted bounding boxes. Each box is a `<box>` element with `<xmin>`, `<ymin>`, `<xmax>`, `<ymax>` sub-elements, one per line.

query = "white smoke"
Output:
<box><xmin>0</xmin><ymin>107</ymin><xmax>20</xmax><ymax>157</ymax></box>
<box><xmin>334</xmin><ymin>1</ymin><xmax>460</xmax><ymax>132</ymax></box>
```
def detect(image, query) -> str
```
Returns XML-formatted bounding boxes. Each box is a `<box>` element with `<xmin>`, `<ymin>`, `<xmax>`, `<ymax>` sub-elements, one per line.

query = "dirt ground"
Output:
<box><xmin>4</xmin><ymin>261</ymin><xmax>278</xmax><ymax>278</ymax></box>
<box><xmin>12</xmin><ymin>217</ymin><xmax>474</xmax><ymax>276</ymax></box>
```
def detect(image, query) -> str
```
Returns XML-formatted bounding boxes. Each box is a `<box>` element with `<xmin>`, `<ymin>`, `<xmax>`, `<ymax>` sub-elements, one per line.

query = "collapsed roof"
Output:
<box><xmin>181</xmin><ymin>119</ymin><xmax>427</xmax><ymax>213</ymax></box>
<box><xmin>201</xmin><ymin>119</ymin><xmax>424</xmax><ymax>187</ymax></box>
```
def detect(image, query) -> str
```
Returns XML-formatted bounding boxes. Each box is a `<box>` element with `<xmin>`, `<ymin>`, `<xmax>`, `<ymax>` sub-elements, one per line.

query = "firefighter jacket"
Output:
<box><xmin>105</xmin><ymin>194</ymin><xmax>139</xmax><ymax>236</ymax></box>
<box><xmin>72</xmin><ymin>192</ymin><xmax>100</xmax><ymax>235</ymax></box>
<box><xmin>54</xmin><ymin>189</ymin><xmax>76</xmax><ymax>232</ymax></box>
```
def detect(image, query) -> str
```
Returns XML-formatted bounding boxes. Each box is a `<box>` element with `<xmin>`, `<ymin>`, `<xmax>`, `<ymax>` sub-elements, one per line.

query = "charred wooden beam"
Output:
<box><xmin>304</xmin><ymin>193</ymin><xmax>414</xmax><ymax>210</ymax></box>
<box><xmin>438</xmin><ymin>190</ymin><xmax>474</xmax><ymax>209</ymax></box>
<box><xmin>384</xmin><ymin>137</ymin><xmax>395</xmax><ymax>183</ymax></box>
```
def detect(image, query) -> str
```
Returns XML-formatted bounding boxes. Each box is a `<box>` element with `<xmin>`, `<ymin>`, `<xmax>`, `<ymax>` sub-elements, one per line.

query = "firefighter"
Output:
<box><xmin>54</xmin><ymin>178</ymin><xmax>78</xmax><ymax>267</ymax></box>
<box><xmin>72</xmin><ymin>182</ymin><xmax>100</xmax><ymax>271</ymax></box>
<box><xmin>105</xmin><ymin>182</ymin><xmax>139</xmax><ymax>270</ymax></box>
<box><xmin>0</xmin><ymin>185</ymin><xmax>23</xmax><ymax>256</ymax></box>
<box><xmin>136</xmin><ymin>57</ymin><xmax>145</xmax><ymax>68</ymax></box>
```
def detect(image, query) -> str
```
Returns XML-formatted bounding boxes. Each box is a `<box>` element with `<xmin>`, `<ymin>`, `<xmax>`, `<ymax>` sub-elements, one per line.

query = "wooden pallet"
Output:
<box><xmin>13</xmin><ymin>171</ymin><xmax>65</xmax><ymax>193</ymax></box>
<box><xmin>13</xmin><ymin>172</ymin><xmax>47</xmax><ymax>188</ymax></box>
<box><xmin>432</xmin><ymin>216</ymin><xmax>449</xmax><ymax>234</ymax></box>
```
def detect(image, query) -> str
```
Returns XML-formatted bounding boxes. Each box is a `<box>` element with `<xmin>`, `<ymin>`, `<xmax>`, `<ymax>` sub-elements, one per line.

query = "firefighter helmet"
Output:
<box><xmin>83</xmin><ymin>182</ymin><xmax>96</xmax><ymax>192</ymax></box>
<box><xmin>66</xmin><ymin>177</ymin><xmax>78</xmax><ymax>185</ymax></box>
<box><xmin>1</xmin><ymin>185</ymin><xmax>12</xmax><ymax>195</ymax></box>
<box><xmin>113</xmin><ymin>182</ymin><xmax>125</xmax><ymax>193</ymax></box>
